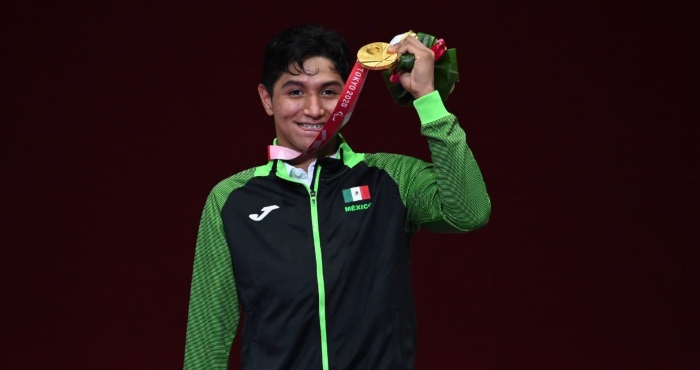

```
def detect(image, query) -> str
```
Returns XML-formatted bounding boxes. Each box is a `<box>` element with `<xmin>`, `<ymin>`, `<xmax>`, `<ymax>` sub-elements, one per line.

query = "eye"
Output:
<box><xmin>321</xmin><ymin>89</ymin><xmax>339</xmax><ymax>97</ymax></box>
<box><xmin>288</xmin><ymin>89</ymin><xmax>303</xmax><ymax>96</ymax></box>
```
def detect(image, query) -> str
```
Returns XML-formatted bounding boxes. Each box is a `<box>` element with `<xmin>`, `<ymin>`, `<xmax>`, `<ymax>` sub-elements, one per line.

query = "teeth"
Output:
<box><xmin>300</xmin><ymin>123</ymin><xmax>323</xmax><ymax>128</ymax></box>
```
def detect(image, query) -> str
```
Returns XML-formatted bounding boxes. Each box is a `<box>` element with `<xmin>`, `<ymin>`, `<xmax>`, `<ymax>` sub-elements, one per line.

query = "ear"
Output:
<box><xmin>257</xmin><ymin>84</ymin><xmax>274</xmax><ymax>116</ymax></box>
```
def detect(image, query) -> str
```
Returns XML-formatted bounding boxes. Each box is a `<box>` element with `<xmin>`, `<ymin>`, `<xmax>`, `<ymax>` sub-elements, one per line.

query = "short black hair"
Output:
<box><xmin>260</xmin><ymin>24</ymin><xmax>352</xmax><ymax>96</ymax></box>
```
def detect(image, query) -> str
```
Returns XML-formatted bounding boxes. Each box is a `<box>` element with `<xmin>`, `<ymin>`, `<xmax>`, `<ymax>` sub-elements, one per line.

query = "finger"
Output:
<box><xmin>389</xmin><ymin>37</ymin><xmax>432</xmax><ymax>60</ymax></box>
<box><xmin>387</xmin><ymin>31</ymin><xmax>417</xmax><ymax>52</ymax></box>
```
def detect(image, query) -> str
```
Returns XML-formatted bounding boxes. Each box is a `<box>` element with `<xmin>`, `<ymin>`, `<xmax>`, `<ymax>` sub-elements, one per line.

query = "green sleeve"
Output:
<box><xmin>183</xmin><ymin>190</ymin><xmax>240</xmax><ymax>369</ymax></box>
<box><xmin>366</xmin><ymin>91</ymin><xmax>491</xmax><ymax>233</ymax></box>
<box><xmin>411</xmin><ymin>91</ymin><xmax>491</xmax><ymax>232</ymax></box>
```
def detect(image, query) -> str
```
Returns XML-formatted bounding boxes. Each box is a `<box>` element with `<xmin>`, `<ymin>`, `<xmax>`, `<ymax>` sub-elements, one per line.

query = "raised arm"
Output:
<box><xmin>411</xmin><ymin>92</ymin><xmax>491</xmax><ymax>232</ymax></box>
<box><xmin>386</xmin><ymin>33</ymin><xmax>491</xmax><ymax>233</ymax></box>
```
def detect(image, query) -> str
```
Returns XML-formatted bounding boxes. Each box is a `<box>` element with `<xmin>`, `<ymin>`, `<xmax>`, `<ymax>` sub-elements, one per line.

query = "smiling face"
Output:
<box><xmin>258</xmin><ymin>56</ymin><xmax>345</xmax><ymax>160</ymax></box>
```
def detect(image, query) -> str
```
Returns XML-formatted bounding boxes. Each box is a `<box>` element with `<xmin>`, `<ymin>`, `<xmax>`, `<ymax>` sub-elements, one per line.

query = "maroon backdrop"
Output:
<box><xmin>5</xmin><ymin>1</ymin><xmax>697</xmax><ymax>369</ymax></box>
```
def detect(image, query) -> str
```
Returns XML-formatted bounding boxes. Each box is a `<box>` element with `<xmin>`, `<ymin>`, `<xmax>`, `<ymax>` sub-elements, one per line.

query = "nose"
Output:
<box><xmin>303</xmin><ymin>95</ymin><xmax>325</xmax><ymax>118</ymax></box>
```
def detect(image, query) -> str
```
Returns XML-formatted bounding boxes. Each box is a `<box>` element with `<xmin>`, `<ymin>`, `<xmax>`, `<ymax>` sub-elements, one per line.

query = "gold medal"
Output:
<box><xmin>357</xmin><ymin>42</ymin><xmax>397</xmax><ymax>71</ymax></box>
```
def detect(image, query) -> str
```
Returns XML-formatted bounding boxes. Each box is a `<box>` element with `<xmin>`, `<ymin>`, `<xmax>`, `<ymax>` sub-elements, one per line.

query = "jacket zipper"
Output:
<box><xmin>309</xmin><ymin>164</ymin><xmax>329</xmax><ymax>370</ymax></box>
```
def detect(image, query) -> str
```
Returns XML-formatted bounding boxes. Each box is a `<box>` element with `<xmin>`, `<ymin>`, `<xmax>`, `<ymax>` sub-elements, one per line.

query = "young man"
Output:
<box><xmin>183</xmin><ymin>24</ymin><xmax>491</xmax><ymax>370</ymax></box>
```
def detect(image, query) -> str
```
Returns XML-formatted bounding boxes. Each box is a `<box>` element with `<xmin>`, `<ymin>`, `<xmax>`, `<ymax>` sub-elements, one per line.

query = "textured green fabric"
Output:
<box><xmin>365</xmin><ymin>113</ymin><xmax>490</xmax><ymax>233</ymax></box>
<box><xmin>413</xmin><ymin>90</ymin><xmax>450</xmax><ymax>124</ymax></box>
<box><xmin>183</xmin><ymin>169</ymin><xmax>255</xmax><ymax>369</ymax></box>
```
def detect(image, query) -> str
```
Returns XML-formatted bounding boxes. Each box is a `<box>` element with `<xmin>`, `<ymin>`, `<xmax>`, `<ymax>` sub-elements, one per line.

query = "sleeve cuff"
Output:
<box><xmin>413</xmin><ymin>90</ymin><xmax>450</xmax><ymax>125</ymax></box>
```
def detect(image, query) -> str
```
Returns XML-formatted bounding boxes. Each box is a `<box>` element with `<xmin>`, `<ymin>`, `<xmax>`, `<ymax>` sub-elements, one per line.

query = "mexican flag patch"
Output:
<box><xmin>342</xmin><ymin>185</ymin><xmax>371</xmax><ymax>203</ymax></box>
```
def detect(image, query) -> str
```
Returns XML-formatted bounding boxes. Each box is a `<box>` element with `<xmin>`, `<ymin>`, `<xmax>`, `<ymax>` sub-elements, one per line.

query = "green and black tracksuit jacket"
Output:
<box><xmin>184</xmin><ymin>91</ymin><xmax>492</xmax><ymax>370</ymax></box>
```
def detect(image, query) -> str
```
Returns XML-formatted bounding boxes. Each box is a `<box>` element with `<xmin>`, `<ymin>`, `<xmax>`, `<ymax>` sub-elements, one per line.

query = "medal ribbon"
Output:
<box><xmin>268</xmin><ymin>60</ymin><xmax>369</xmax><ymax>160</ymax></box>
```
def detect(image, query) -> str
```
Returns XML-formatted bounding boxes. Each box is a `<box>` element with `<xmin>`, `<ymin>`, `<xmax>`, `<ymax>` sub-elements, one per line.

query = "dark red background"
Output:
<box><xmin>5</xmin><ymin>1</ymin><xmax>698</xmax><ymax>369</ymax></box>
